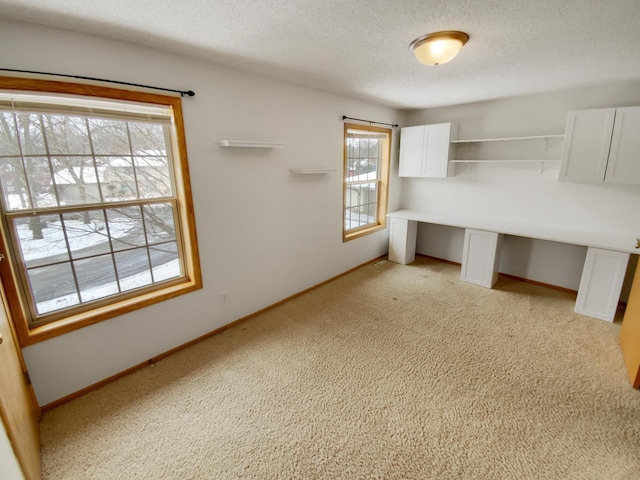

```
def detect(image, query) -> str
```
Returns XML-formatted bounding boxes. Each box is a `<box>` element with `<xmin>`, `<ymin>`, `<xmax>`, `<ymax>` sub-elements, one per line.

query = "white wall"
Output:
<box><xmin>0</xmin><ymin>20</ymin><xmax>404</xmax><ymax>405</ymax></box>
<box><xmin>403</xmin><ymin>83</ymin><xmax>640</xmax><ymax>291</ymax></box>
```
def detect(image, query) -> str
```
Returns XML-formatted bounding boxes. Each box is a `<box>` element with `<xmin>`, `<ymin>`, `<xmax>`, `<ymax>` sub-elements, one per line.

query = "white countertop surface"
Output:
<box><xmin>387</xmin><ymin>209</ymin><xmax>639</xmax><ymax>254</ymax></box>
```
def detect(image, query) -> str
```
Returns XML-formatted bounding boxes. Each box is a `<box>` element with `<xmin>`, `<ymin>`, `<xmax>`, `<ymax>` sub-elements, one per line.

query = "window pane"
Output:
<box><xmin>150</xmin><ymin>242</ymin><xmax>180</xmax><ymax>281</ymax></box>
<box><xmin>89</xmin><ymin>119</ymin><xmax>131</xmax><ymax>155</ymax></box>
<box><xmin>15</xmin><ymin>113</ymin><xmax>46</xmax><ymax>155</ymax></box>
<box><xmin>144</xmin><ymin>203</ymin><xmax>176</xmax><ymax>244</ymax></box>
<box><xmin>0</xmin><ymin>112</ymin><xmax>20</xmax><ymax>155</ymax></box>
<box><xmin>115</xmin><ymin>248</ymin><xmax>152</xmax><ymax>291</ymax></box>
<box><xmin>13</xmin><ymin>214</ymin><xmax>69</xmax><ymax>269</ymax></box>
<box><xmin>365</xmin><ymin>183</ymin><xmax>377</xmax><ymax>224</ymax></box>
<box><xmin>367</xmin><ymin>139</ymin><xmax>379</xmax><ymax>158</ymax></box>
<box><xmin>134</xmin><ymin>156</ymin><xmax>172</xmax><ymax>198</ymax></box>
<box><xmin>367</xmin><ymin>201</ymin><xmax>377</xmax><ymax>224</ymax></box>
<box><xmin>345</xmin><ymin>187</ymin><xmax>358</xmax><ymax>209</ymax></box>
<box><xmin>345</xmin><ymin>206</ymin><xmax>357</xmax><ymax>230</ymax></box>
<box><xmin>107</xmin><ymin>207</ymin><xmax>145</xmax><ymax>251</ymax></box>
<box><xmin>0</xmin><ymin>157</ymin><xmax>31</xmax><ymax>210</ymax></box>
<box><xmin>53</xmin><ymin>157</ymin><xmax>101</xmax><ymax>205</ymax></box>
<box><xmin>75</xmin><ymin>255</ymin><xmax>119</xmax><ymax>302</ymax></box>
<box><xmin>27</xmin><ymin>262</ymin><xmax>80</xmax><ymax>315</ymax></box>
<box><xmin>100</xmin><ymin>156</ymin><xmax>137</xmax><ymax>202</ymax></box>
<box><xmin>62</xmin><ymin>210</ymin><xmax>111</xmax><ymax>260</ymax></box>
<box><xmin>43</xmin><ymin>114</ymin><xmax>91</xmax><ymax>155</ymax></box>
<box><xmin>25</xmin><ymin>157</ymin><xmax>56</xmax><ymax>208</ymax></box>
<box><xmin>129</xmin><ymin>123</ymin><xmax>166</xmax><ymax>152</ymax></box>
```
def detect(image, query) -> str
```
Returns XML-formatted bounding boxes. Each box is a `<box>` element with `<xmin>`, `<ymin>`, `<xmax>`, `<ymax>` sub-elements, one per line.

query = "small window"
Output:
<box><xmin>0</xmin><ymin>78</ymin><xmax>201</xmax><ymax>345</ymax></box>
<box><xmin>343</xmin><ymin>123</ymin><xmax>391</xmax><ymax>241</ymax></box>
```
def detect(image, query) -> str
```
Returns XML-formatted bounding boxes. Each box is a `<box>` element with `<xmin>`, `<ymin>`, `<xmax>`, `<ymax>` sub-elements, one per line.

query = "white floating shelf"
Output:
<box><xmin>290</xmin><ymin>168</ymin><xmax>337</xmax><ymax>174</ymax></box>
<box><xmin>451</xmin><ymin>134</ymin><xmax>565</xmax><ymax>144</ymax></box>
<box><xmin>217</xmin><ymin>140</ymin><xmax>285</xmax><ymax>148</ymax></box>
<box><xmin>450</xmin><ymin>159</ymin><xmax>561</xmax><ymax>163</ymax></box>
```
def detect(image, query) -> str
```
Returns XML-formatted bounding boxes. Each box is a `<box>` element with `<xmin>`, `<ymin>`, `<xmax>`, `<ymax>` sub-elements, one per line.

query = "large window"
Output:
<box><xmin>343</xmin><ymin>123</ymin><xmax>391</xmax><ymax>240</ymax></box>
<box><xmin>0</xmin><ymin>78</ymin><xmax>201</xmax><ymax>345</ymax></box>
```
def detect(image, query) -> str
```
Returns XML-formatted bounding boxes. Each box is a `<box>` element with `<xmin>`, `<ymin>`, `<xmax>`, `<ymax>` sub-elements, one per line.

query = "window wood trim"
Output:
<box><xmin>0</xmin><ymin>77</ymin><xmax>202</xmax><ymax>346</ymax></box>
<box><xmin>342</xmin><ymin>122</ymin><xmax>391</xmax><ymax>242</ymax></box>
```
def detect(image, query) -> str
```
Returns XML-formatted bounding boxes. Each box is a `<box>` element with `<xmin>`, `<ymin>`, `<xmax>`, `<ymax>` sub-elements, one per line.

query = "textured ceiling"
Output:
<box><xmin>1</xmin><ymin>0</ymin><xmax>640</xmax><ymax>110</ymax></box>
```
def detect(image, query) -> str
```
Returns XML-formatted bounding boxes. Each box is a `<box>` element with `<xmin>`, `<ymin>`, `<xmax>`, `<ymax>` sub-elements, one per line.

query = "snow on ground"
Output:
<box><xmin>16</xmin><ymin>217</ymin><xmax>135</xmax><ymax>261</ymax></box>
<box><xmin>36</xmin><ymin>258</ymin><xmax>180</xmax><ymax>314</ymax></box>
<box><xmin>12</xmin><ymin>216</ymin><xmax>180</xmax><ymax>315</ymax></box>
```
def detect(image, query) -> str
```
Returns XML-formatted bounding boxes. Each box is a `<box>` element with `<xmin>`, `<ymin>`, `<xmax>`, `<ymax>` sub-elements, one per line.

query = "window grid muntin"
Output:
<box><xmin>40</xmin><ymin>113</ymin><xmax>64</xmax><ymax>208</ymax></box>
<box><xmin>0</xmin><ymin>112</ymin><xmax>176</xmax><ymax>213</ymax></box>
<box><xmin>12</xmin><ymin>111</ymin><xmax>36</xmax><ymax>210</ymax></box>
<box><xmin>1</xmin><ymin>104</ymin><xmax>183</xmax><ymax>326</ymax></box>
<box><xmin>8</xmin><ymin>199</ymin><xmax>182</xmax><ymax>324</ymax></box>
<box><xmin>84</xmin><ymin>116</ymin><xmax>105</xmax><ymax>204</ymax></box>
<box><xmin>344</xmin><ymin>183</ymin><xmax>379</xmax><ymax>231</ymax></box>
<box><xmin>125</xmin><ymin>121</ymin><xmax>142</xmax><ymax>200</ymax></box>
<box><xmin>345</xmin><ymin>131</ymin><xmax>383</xmax><ymax>232</ymax></box>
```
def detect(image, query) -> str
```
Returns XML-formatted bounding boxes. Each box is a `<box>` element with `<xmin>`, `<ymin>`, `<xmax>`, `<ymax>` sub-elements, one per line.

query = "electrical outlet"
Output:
<box><xmin>220</xmin><ymin>291</ymin><xmax>228</xmax><ymax>304</ymax></box>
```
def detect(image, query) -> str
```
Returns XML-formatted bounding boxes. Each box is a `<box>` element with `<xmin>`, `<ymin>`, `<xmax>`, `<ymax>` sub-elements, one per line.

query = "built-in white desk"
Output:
<box><xmin>387</xmin><ymin>209</ymin><xmax>640</xmax><ymax>322</ymax></box>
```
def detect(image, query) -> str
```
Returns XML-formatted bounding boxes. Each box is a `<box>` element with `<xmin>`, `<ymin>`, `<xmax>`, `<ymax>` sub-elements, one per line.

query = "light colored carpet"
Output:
<box><xmin>40</xmin><ymin>256</ymin><xmax>640</xmax><ymax>479</ymax></box>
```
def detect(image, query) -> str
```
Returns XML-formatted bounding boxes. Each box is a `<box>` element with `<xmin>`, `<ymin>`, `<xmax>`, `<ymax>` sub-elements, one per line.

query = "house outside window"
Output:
<box><xmin>343</xmin><ymin>123</ymin><xmax>391</xmax><ymax>241</ymax></box>
<box><xmin>0</xmin><ymin>77</ymin><xmax>201</xmax><ymax>345</ymax></box>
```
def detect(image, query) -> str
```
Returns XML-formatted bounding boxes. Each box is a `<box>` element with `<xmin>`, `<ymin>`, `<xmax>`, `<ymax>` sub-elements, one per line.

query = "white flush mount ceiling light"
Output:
<box><xmin>410</xmin><ymin>31</ymin><xmax>469</xmax><ymax>66</ymax></box>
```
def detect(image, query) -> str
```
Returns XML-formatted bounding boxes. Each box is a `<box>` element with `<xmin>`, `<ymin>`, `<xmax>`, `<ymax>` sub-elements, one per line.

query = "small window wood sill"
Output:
<box><xmin>343</xmin><ymin>223</ymin><xmax>386</xmax><ymax>242</ymax></box>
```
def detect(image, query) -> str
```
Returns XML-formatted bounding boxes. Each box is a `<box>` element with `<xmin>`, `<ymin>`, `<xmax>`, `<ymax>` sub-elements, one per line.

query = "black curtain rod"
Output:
<box><xmin>0</xmin><ymin>68</ymin><xmax>195</xmax><ymax>97</ymax></box>
<box><xmin>342</xmin><ymin>115</ymin><xmax>398</xmax><ymax>128</ymax></box>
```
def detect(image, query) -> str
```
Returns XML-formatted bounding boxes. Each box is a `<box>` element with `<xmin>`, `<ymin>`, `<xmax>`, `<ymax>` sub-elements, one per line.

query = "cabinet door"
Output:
<box><xmin>559</xmin><ymin>108</ymin><xmax>615</xmax><ymax>183</ymax></box>
<box><xmin>423</xmin><ymin>123</ymin><xmax>454</xmax><ymax>178</ymax></box>
<box><xmin>605</xmin><ymin>107</ymin><xmax>640</xmax><ymax>184</ymax></box>
<box><xmin>399</xmin><ymin>126</ymin><xmax>426</xmax><ymax>177</ymax></box>
<box><xmin>460</xmin><ymin>229</ymin><xmax>503</xmax><ymax>288</ymax></box>
<box><xmin>574</xmin><ymin>247</ymin><xmax>629</xmax><ymax>322</ymax></box>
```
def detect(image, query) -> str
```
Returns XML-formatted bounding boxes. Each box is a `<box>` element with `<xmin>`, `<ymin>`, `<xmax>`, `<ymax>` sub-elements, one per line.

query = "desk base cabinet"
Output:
<box><xmin>388</xmin><ymin>217</ymin><xmax>417</xmax><ymax>265</ymax></box>
<box><xmin>574</xmin><ymin>247</ymin><xmax>629</xmax><ymax>322</ymax></box>
<box><xmin>461</xmin><ymin>229</ymin><xmax>503</xmax><ymax>288</ymax></box>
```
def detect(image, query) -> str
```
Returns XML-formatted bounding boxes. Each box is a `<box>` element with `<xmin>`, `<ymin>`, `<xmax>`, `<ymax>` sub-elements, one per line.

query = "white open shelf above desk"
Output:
<box><xmin>450</xmin><ymin>159</ymin><xmax>561</xmax><ymax>163</ymax></box>
<box><xmin>450</xmin><ymin>133</ymin><xmax>565</xmax><ymax>168</ymax></box>
<box><xmin>451</xmin><ymin>134</ymin><xmax>565</xmax><ymax>144</ymax></box>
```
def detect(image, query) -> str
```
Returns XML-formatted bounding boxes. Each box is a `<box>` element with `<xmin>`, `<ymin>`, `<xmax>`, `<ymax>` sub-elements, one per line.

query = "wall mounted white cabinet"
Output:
<box><xmin>605</xmin><ymin>107</ymin><xmax>640</xmax><ymax>183</ymax></box>
<box><xmin>559</xmin><ymin>107</ymin><xmax>640</xmax><ymax>184</ymax></box>
<box><xmin>399</xmin><ymin>123</ymin><xmax>458</xmax><ymax>178</ymax></box>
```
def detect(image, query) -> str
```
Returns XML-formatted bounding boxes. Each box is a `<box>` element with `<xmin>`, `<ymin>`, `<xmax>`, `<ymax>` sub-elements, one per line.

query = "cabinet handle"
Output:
<box><xmin>636</xmin><ymin>239</ymin><xmax>640</xmax><ymax>249</ymax></box>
